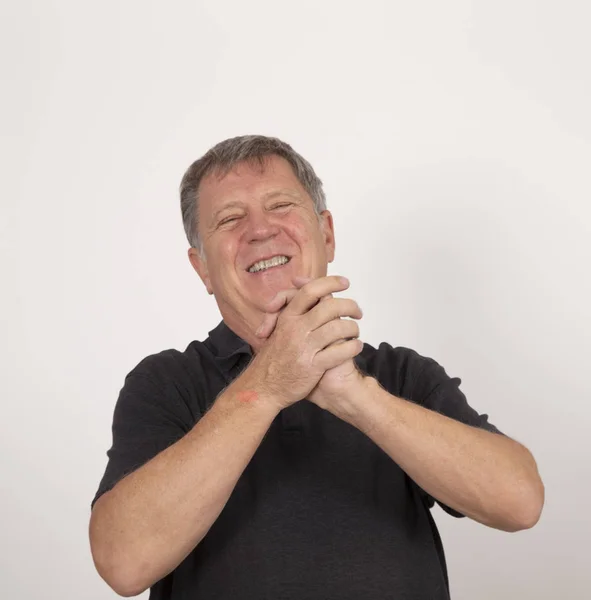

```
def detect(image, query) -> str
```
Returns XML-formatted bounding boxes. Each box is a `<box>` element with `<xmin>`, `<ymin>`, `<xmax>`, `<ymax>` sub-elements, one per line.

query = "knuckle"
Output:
<box><xmin>329</xmin><ymin>319</ymin><xmax>344</xmax><ymax>336</ymax></box>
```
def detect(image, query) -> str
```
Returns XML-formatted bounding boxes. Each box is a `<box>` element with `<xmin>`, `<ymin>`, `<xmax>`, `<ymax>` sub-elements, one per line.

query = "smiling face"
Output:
<box><xmin>188</xmin><ymin>154</ymin><xmax>335</xmax><ymax>347</ymax></box>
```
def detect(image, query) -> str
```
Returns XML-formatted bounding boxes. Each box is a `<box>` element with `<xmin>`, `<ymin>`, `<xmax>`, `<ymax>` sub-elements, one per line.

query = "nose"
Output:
<box><xmin>246</xmin><ymin>208</ymin><xmax>280</xmax><ymax>243</ymax></box>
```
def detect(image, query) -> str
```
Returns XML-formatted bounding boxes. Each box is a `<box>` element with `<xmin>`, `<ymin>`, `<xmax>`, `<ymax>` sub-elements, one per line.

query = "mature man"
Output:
<box><xmin>89</xmin><ymin>135</ymin><xmax>544</xmax><ymax>599</ymax></box>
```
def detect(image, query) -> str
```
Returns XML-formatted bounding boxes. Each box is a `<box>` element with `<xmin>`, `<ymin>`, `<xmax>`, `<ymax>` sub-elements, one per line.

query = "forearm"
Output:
<box><xmin>89</xmin><ymin>372</ymin><xmax>280</xmax><ymax>597</ymax></box>
<box><xmin>348</xmin><ymin>377</ymin><xmax>544</xmax><ymax>532</ymax></box>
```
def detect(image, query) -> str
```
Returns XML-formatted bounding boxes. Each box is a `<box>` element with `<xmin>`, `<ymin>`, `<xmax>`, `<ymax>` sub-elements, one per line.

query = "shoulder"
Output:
<box><xmin>115</xmin><ymin>340</ymin><xmax>213</xmax><ymax>422</ymax></box>
<box><xmin>358</xmin><ymin>341</ymin><xmax>450</xmax><ymax>402</ymax></box>
<box><xmin>360</xmin><ymin>341</ymin><xmax>502</xmax><ymax>435</ymax></box>
<box><xmin>126</xmin><ymin>341</ymin><xmax>207</xmax><ymax>388</ymax></box>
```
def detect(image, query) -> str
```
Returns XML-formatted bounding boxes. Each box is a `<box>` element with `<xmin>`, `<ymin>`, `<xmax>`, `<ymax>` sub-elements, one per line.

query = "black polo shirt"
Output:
<box><xmin>92</xmin><ymin>320</ymin><xmax>502</xmax><ymax>599</ymax></box>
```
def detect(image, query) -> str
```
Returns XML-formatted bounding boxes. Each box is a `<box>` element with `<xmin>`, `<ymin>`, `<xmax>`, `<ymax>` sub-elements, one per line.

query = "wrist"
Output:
<box><xmin>341</xmin><ymin>374</ymin><xmax>379</xmax><ymax>429</ymax></box>
<box><xmin>238</xmin><ymin>360</ymin><xmax>288</xmax><ymax>414</ymax></box>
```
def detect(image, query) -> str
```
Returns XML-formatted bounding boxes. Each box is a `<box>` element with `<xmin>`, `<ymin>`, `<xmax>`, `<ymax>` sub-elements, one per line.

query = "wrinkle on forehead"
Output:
<box><xmin>198</xmin><ymin>155</ymin><xmax>310</xmax><ymax>237</ymax></box>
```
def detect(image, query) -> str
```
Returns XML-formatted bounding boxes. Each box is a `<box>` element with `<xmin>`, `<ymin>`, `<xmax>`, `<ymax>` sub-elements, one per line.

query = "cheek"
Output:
<box><xmin>286</xmin><ymin>218</ymin><xmax>314</xmax><ymax>245</ymax></box>
<box><xmin>208</xmin><ymin>238</ymin><xmax>239</xmax><ymax>280</ymax></box>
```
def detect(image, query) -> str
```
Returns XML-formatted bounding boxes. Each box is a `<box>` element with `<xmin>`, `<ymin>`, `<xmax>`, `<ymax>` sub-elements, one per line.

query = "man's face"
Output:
<box><xmin>188</xmin><ymin>154</ymin><xmax>335</xmax><ymax>339</ymax></box>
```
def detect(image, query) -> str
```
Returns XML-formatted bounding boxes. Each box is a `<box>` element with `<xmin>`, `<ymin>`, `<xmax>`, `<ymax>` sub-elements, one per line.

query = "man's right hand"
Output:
<box><xmin>244</xmin><ymin>275</ymin><xmax>363</xmax><ymax>411</ymax></box>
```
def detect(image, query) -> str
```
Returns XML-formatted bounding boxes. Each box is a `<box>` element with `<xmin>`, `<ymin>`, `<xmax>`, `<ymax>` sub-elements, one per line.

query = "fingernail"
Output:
<box><xmin>339</xmin><ymin>276</ymin><xmax>349</xmax><ymax>285</ymax></box>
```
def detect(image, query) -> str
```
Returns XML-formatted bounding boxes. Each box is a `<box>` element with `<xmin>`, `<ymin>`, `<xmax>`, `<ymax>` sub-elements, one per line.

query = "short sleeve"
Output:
<box><xmin>410</xmin><ymin>355</ymin><xmax>504</xmax><ymax>518</ymax></box>
<box><xmin>91</xmin><ymin>362</ymin><xmax>197</xmax><ymax>508</ymax></box>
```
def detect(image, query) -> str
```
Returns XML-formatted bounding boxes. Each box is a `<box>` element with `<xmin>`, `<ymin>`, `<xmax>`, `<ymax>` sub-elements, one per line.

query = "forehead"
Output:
<box><xmin>198</xmin><ymin>155</ymin><xmax>306</xmax><ymax>214</ymax></box>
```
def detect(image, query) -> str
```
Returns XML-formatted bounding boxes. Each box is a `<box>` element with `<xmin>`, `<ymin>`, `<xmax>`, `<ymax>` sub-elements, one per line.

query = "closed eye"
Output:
<box><xmin>219</xmin><ymin>216</ymin><xmax>241</xmax><ymax>226</ymax></box>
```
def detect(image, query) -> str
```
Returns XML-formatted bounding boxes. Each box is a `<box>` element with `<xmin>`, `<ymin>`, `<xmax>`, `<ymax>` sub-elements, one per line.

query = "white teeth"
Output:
<box><xmin>248</xmin><ymin>255</ymin><xmax>290</xmax><ymax>273</ymax></box>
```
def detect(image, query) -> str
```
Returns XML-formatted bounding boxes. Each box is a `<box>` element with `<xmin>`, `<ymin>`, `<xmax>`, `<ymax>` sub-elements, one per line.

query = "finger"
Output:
<box><xmin>307</xmin><ymin>297</ymin><xmax>363</xmax><ymax>331</ymax></box>
<box><xmin>256</xmin><ymin>286</ymin><xmax>302</xmax><ymax>338</ymax></box>
<box><xmin>315</xmin><ymin>292</ymin><xmax>334</xmax><ymax>314</ymax></box>
<box><xmin>293</xmin><ymin>275</ymin><xmax>312</xmax><ymax>287</ymax></box>
<box><xmin>285</xmin><ymin>275</ymin><xmax>350</xmax><ymax>316</ymax></box>
<box><xmin>312</xmin><ymin>318</ymin><xmax>360</xmax><ymax>350</ymax></box>
<box><xmin>263</xmin><ymin>287</ymin><xmax>299</xmax><ymax>314</ymax></box>
<box><xmin>255</xmin><ymin>312</ymin><xmax>279</xmax><ymax>339</ymax></box>
<box><xmin>258</xmin><ymin>286</ymin><xmax>332</xmax><ymax>340</ymax></box>
<box><xmin>314</xmin><ymin>338</ymin><xmax>364</xmax><ymax>371</ymax></box>
<box><xmin>262</xmin><ymin>275</ymin><xmax>312</xmax><ymax>315</ymax></box>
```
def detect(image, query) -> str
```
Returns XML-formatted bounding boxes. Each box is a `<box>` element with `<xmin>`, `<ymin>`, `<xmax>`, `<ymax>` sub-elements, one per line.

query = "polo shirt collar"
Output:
<box><xmin>207</xmin><ymin>320</ymin><xmax>253</xmax><ymax>372</ymax></box>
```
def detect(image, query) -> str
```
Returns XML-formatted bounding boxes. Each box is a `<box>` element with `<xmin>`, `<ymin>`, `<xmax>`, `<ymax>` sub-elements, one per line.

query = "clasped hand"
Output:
<box><xmin>253</xmin><ymin>275</ymin><xmax>366</xmax><ymax>421</ymax></box>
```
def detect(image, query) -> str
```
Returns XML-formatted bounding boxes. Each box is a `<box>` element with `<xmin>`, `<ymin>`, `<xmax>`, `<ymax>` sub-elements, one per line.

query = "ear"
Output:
<box><xmin>319</xmin><ymin>210</ymin><xmax>336</xmax><ymax>263</ymax></box>
<box><xmin>188</xmin><ymin>247</ymin><xmax>214</xmax><ymax>295</ymax></box>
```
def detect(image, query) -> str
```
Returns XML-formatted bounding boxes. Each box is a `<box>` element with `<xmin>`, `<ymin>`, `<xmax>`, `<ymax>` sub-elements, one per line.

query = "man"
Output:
<box><xmin>89</xmin><ymin>135</ymin><xmax>544</xmax><ymax>599</ymax></box>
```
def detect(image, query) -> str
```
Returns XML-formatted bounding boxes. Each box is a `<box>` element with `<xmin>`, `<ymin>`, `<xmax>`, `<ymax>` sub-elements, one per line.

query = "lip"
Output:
<box><xmin>247</xmin><ymin>261</ymin><xmax>292</xmax><ymax>276</ymax></box>
<box><xmin>245</xmin><ymin>253</ymin><xmax>292</xmax><ymax>272</ymax></box>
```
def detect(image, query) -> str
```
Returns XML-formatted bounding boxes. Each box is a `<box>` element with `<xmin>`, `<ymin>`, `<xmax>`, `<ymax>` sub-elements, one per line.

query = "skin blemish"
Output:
<box><xmin>237</xmin><ymin>390</ymin><xmax>259</xmax><ymax>403</ymax></box>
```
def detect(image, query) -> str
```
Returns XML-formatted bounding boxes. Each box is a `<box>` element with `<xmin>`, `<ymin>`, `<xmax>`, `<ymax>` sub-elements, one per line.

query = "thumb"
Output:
<box><xmin>255</xmin><ymin>312</ymin><xmax>279</xmax><ymax>339</ymax></box>
<box><xmin>264</xmin><ymin>287</ymin><xmax>299</xmax><ymax>313</ymax></box>
<box><xmin>293</xmin><ymin>275</ymin><xmax>312</xmax><ymax>287</ymax></box>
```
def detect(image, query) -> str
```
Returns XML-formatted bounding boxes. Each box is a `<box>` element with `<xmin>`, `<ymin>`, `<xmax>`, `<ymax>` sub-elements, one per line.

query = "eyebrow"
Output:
<box><xmin>210</xmin><ymin>201</ymin><xmax>244</xmax><ymax>225</ymax></box>
<box><xmin>209</xmin><ymin>189</ymin><xmax>300</xmax><ymax>226</ymax></box>
<box><xmin>261</xmin><ymin>189</ymin><xmax>300</xmax><ymax>201</ymax></box>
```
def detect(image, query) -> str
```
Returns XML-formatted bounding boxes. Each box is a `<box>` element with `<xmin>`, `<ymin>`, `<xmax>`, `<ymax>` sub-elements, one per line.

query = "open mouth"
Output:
<box><xmin>247</xmin><ymin>255</ymin><xmax>291</xmax><ymax>274</ymax></box>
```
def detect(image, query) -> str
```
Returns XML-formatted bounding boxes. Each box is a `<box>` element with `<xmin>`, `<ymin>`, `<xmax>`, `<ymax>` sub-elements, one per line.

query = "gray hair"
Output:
<box><xmin>179</xmin><ymin>135</ymin><xmax>327</xmax><ymax>256</ymax></box>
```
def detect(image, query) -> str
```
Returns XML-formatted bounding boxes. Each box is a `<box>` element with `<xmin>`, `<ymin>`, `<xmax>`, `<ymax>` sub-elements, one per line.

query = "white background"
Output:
<box><xmin>2</xmin><ymin>1</ymin><xmax>590</xmax><ymax>598</ymax></box>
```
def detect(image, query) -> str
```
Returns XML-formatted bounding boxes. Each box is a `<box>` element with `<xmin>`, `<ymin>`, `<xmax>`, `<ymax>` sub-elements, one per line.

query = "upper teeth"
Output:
<box><xmin>248</xmin><ymin>255</ymin><xmax>290</xmax><ymax>273</ymax></box>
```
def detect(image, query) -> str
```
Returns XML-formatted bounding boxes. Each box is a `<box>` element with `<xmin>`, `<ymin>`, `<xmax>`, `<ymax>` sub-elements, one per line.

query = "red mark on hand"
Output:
<box><xmin>237</xmin><ymin>390</ymin><xmax>259</xmax><ymax>404</ymax></box>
